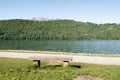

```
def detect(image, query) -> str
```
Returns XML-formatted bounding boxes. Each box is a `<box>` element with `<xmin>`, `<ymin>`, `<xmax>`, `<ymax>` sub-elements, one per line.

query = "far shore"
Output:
<box><xmin>0</xmin><ymin>50</ymin><xmax>120</xmax><ymax>65</ymax></box>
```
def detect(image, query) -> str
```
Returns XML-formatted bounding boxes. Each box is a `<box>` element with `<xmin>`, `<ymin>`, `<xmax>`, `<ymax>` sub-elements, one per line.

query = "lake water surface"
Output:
<box><xmin>0</xmin><ymin>40</ymin><xmax>120</xmax><ymax>54</ymax></box>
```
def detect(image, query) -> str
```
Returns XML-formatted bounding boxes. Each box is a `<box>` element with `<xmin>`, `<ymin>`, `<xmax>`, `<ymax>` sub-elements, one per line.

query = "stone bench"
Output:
<box><xmin>29</xmin><ymin>55</ymin><xmax>73</xmax><ymax>67</ymax></box>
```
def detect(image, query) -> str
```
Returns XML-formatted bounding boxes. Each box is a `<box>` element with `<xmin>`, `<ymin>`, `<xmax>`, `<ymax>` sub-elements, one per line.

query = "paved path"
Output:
<box><xmin>0</xmin><ymin>52</ymin><xmax>120</xmax><ymax>65</ymax></box>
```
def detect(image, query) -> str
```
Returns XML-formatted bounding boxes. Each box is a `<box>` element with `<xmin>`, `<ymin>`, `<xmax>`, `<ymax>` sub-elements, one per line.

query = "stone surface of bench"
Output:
<box><xmin>29</xmin><ymin>55</ymin><xmax>73</xmax><ymax>67</ymax></box>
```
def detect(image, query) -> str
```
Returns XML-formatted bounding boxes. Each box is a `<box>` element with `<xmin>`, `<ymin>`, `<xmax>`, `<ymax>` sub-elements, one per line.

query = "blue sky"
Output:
<box><xmin>0</xmin><ymin>0</ymin><xmax>120</xmax><ymax>23</ymax></box>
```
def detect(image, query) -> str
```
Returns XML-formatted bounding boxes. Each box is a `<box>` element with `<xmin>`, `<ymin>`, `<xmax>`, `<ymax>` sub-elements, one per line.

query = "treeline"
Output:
<box><xmin>0</xmin><ymin>19</ymin><xmax>120</xmax><ymax>40</ymax></box>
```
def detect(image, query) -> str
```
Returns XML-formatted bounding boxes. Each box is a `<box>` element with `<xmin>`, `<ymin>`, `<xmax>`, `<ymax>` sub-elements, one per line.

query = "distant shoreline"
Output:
<box><xmin>0</xmin><ymin>50</ymin><xmax>120</xmax><ymax>57</ymax></box>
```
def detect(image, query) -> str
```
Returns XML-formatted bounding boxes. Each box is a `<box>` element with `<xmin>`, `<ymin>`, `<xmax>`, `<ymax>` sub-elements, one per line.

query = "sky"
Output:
<box><xmin>0</xmin><ymin>0</ymin><xmax>120</xmax><ymax>23</ymax></box>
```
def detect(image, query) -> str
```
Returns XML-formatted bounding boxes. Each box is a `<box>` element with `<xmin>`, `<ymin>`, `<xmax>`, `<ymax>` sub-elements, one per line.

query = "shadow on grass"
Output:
<box><xmin>27</xmin><ymin>64</ymin><xmax>81</xmax><ymax>71</ymax></box>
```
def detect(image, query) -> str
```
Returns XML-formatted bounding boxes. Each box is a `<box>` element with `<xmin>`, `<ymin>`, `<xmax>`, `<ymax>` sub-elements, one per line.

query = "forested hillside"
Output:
<box><xmin>0</xmin><ymin>19</ymin><xmax>120</xmax><ymax>40</ymax></box>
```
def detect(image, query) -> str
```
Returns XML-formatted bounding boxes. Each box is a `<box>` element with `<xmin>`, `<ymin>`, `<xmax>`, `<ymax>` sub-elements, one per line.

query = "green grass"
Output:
<box><xmin>0</xmin><ymin>57</ymin><xmax>120</xmax><ymax>80</ymax></box>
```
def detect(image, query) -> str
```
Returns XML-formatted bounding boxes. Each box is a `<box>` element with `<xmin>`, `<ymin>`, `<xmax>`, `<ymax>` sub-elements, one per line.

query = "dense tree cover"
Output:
<box><xmin>0</xmin><ymin>19</ymin><xmax>120</xmax><ymax>40</ymax></box>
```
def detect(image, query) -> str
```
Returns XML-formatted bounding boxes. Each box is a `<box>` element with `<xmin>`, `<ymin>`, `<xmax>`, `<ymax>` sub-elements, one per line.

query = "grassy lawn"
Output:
<box><xmin>0</xmin><ymin>57</ymin><xmax>120</xmax><ymax>80</ymax></box>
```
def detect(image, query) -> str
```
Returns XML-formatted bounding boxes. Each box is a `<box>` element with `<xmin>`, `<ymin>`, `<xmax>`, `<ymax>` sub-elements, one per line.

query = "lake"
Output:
<box><xmin>0</xmin><ymin>40</ymin><xmax>120</xmax><ymax>54</ymax></box>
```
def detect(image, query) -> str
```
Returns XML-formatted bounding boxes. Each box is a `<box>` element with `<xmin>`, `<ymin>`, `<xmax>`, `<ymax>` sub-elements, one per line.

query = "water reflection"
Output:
<box><xmin>0</xmin><ymin>40</ymin><xmax>120</xmax><ymax>54</ymax></box>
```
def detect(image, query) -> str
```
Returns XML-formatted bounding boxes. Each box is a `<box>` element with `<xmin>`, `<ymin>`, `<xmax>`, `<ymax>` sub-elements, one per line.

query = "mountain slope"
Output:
<box><xmin>0</xmin><ymin>19</ymin><xmax>120</xmax><ymax>40</ymax></box>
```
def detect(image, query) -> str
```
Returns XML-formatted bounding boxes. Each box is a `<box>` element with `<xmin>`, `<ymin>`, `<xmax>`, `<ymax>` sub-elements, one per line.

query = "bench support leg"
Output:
<box><xmin>38</xmin><ymin>60</ymin><xmax>41</xmax><ymax>67</ymax></box>
<box><xmin>63</xmin><ymin>61</ymin><xmax>69</xmax><ymax>67</ymax></box>
<box><xmin>33</xmin><ymin>60</ymin><xmax>41</xmax><ymax>67</ymax></box>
